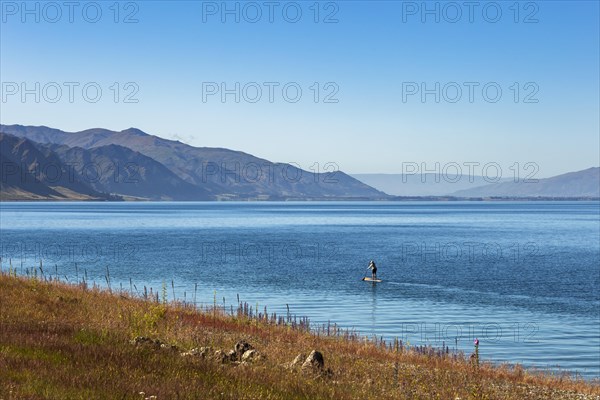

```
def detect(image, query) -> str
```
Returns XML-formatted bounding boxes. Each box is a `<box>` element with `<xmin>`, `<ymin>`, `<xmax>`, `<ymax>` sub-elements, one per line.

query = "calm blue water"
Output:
<box><xmin>1</xmin><ymin>201</ymin><xmax>599</xmax><ymax>378</ymax></box>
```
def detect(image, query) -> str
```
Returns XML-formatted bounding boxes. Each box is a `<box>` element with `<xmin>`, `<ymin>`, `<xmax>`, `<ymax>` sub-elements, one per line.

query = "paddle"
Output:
<box><xmin>361</xmin><ymin>266</ymin><xmax>370</xmax><ymax>281</ymax></box>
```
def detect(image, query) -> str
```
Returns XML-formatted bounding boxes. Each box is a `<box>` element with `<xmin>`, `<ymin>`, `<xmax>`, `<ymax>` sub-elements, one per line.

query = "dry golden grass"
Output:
<box><xmin>0</xmin><ymin>273</ymin><xmax>598</xmax><ymax>400</ymax></box>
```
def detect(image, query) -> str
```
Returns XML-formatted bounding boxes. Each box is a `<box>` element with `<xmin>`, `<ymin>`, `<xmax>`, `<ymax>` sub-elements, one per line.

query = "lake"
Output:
<box><xmin>0</xmin><ymin>201</ymin><xmax>598</xmax><ymax>378</ymax></box>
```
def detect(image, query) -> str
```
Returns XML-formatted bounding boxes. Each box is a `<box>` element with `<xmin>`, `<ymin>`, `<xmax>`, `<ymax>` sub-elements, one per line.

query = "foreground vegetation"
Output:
<box><xmin>0</xmin><ymin>273</ymin><xmax>598</xmax><ymax>400</ymax></box>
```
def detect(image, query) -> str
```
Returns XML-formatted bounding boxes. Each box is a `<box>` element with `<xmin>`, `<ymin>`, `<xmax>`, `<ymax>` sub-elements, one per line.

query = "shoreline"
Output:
<box><xmin>1</xmin><ymin>197</ymin><xmax>600</xmax><ymax>203</ymax></box>
<box><xmin>0</xmin><ymin>272</ymin><xmax>598</xmax><ymax>399</ymax></box>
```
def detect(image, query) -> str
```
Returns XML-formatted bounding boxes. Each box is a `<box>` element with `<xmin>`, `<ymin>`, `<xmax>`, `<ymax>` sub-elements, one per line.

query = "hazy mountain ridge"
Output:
<box><xmin>451</xmin><ymin>167</ymin><xmax>600</xmax><ymax>198</ymax></box>
<box><xmin>0</xmin><ymin>125</ymin><xmax>386</xmax><ymax>200</ymax></box>
<box><xmin>353</xmin><ymin>169</ymin><xmax>599</xmax><ymax>198</ymax></box>
<box><xmin>351</xmin><ymin>173</ymin><xmax>513</xmax><ymax>196</ymax></box>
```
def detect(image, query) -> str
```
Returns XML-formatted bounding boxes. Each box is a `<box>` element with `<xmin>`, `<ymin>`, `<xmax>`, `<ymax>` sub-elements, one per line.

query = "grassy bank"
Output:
<box><xmin>0</xmin><ymin>273</ymin><xmax>598</xmax><ymax>400</ymax></box>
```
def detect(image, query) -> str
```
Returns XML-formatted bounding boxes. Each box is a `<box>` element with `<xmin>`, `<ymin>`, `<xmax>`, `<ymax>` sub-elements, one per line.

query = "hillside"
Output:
<box><xmin>451</xmin><ymin>168</ymin><xmax>600</xmax><ymax>198</ymax></box>
<box><xmin>0</xmin><ymin>133</ymin><xmax>112</xmax><ymax>201</ymax></box>
<box><xmin>45</xmin><ymin>143</ymin><xmax>212</xmax><ymax>200</ymax></box>
<box><xmin>0</xmin><ymin>125</ymin><xmax>386</xmax><ymax>200</ymax></box>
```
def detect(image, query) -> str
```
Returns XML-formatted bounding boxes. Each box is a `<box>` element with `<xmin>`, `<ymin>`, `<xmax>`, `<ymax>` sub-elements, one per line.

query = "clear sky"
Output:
<box><xmin>1</xmin><ymin>0</ymin><xmax>598</xmax><ymax>177</ymax></box>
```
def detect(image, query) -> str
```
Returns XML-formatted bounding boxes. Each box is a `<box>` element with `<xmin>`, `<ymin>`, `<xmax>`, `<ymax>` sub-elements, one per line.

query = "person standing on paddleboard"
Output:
<box><xmin>368</xmin><ymin>260</ymin><xmax>377</xmax><ymax>279</ymax></box>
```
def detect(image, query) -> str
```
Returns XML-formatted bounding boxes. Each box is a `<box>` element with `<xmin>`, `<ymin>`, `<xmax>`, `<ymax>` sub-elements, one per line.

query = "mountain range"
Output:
<box><xmin>450</xmin><ymin>167</ymin><xmax>599</xmax><ymax>198</ymax></box>
<box><xmin>0</xmin><ymin>125</ymin><xmax>385</xmax><ymax>201</ymax></box>
<box><xmin>351</xmin><ymin>173</ymin><xmax>512</xmax><ymax>196</ymax></box>
<box><xmin>1</xmin><ymin>124</ymin><xmax>597</xmax><ymax>200</ymax></box>
<box><xmin>353</xmin><ymin>170</ymin><xmax>599</xmax><ymax>198</ymax></box>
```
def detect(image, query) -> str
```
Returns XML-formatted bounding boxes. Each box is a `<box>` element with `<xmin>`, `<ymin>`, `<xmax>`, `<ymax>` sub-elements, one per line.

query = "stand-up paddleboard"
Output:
<box><xmin>362</xmin><ymin>277</ymin><xmax>382</xmax><ymax>283</ymax></box>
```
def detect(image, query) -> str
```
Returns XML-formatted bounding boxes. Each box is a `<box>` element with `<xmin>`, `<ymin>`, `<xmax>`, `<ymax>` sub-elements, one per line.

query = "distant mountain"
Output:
<box><xmin>0</xmin><ymin>125</ymin><xmax>386</xmax><ymax>200</ymax></box>
<box><xmin>451</xmin><ymin>168</ymin><xmax>600</xmax><ymax>198</ymax></box>
<box><xmin>351</xmin><ymin>173</ymin><xmax>511</xmax><ymax>196</ymax></box>
<box><xmin>44</xmin><ymin>143</ymin><xmax>211</xmax><ymax>200</ymax></box>
<box><xmin>0</xmin><ymin>133</ymin><xmax>111</xmax><ymax>200</ymax></box>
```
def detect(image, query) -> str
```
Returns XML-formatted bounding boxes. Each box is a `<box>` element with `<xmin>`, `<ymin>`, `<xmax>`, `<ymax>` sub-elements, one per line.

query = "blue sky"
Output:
<box><xmin>1</xmin><ymin>0</ymin><xmax>598</xmax><ymax>177</ymax></box>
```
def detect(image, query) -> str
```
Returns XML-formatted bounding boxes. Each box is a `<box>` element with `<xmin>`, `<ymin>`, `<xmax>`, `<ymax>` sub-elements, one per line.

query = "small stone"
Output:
<box><xmin>213</xmin><ymin>350</ymin><xmax>227</xmax><ymax>363</ymax></box>
<box><xmin>160</xmin><ymin>343</ymin><xmax>178</xmax><ymax>351</ymax></box>
<box><xmin>226</xmin><ymin>349</ymin><xmax>237</xmax><ymax>361</ymax></box>
<box><xmin>291</xmin><ymin>353</ymin><xmax>306</xmax><ymax>368</ymax></box>
<box><xmin>241</xmin><ymin>349</ymin><xmax>257</xmax><ymax>362</ymax></box>
<box><xmin>181</xmin><ymin>348</ymin><xmax>200</xmax><ymax>357</ymax></box>
<box><xmin>130</xmin><ymin>336</ymin><xmax>151</xmax><ymax>345</ymax></box>
<box><xmin>199</xmin><ymin>347</ymin><xmax>212</xmax><ymax>357</ymax></box>
<box><xmin>234</xmin><ymin>340</ymin><xmax>253</xmax><ymax>358</ymax></box>
<box><xmin>302</xmin><ymin>350</ymin><xmax>324</xmax><ymax>371</ymax></box>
